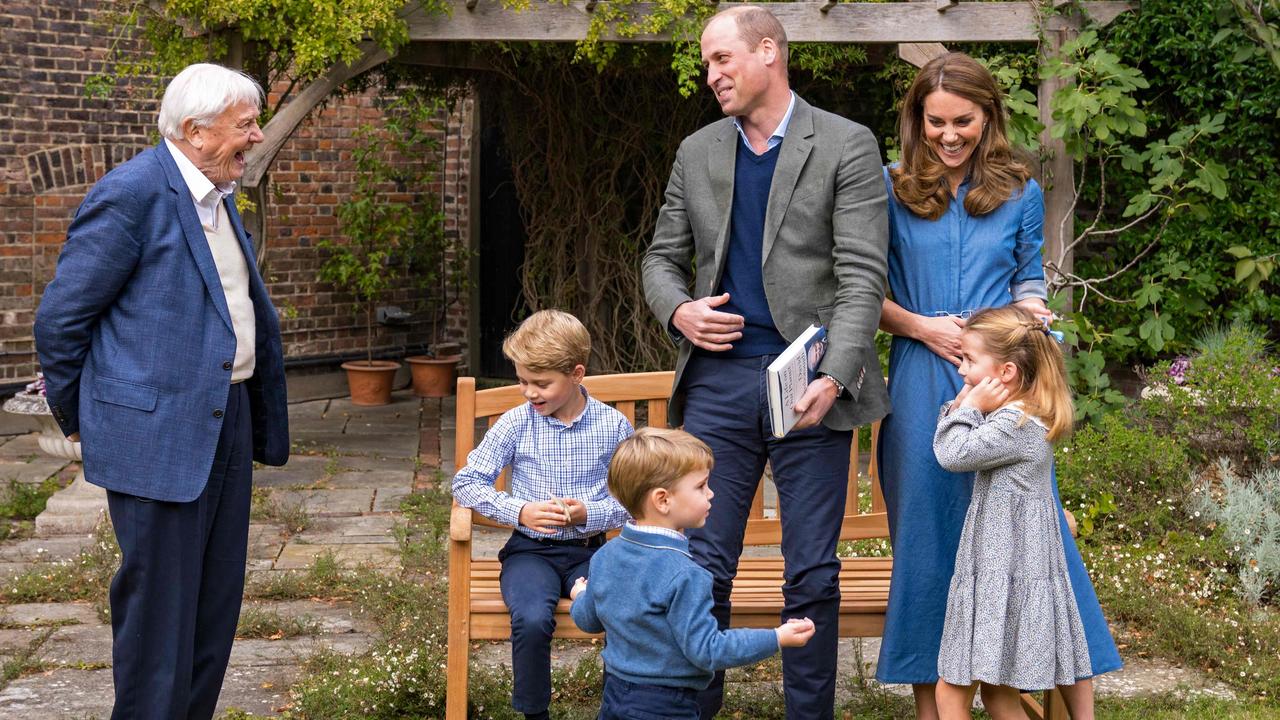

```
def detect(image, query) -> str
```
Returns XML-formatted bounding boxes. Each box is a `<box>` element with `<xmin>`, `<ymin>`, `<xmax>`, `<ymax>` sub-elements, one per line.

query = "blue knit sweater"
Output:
<box><xmin>570</xmin><ymin>525</ymin><xmax>779</xmax><ymax>689</ymax></box>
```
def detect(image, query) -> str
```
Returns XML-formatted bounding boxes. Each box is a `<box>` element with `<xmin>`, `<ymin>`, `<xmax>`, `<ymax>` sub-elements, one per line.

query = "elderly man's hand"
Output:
<box><xmin>672</xmin><ymin>294</ymin><xmax>745</xmax><ymax>352</ymax></box>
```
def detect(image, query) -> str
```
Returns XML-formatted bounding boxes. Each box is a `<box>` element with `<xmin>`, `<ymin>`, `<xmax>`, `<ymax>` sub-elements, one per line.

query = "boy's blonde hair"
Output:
<box><xmin>964</xmin><ymin>305</ymin><xmax>1074</xmax><ymax>441</ymax></box>
<box><xmin>502</xmin><ymin>309</ymin><xmax>591</xmax><ymax>374</ymax></box>
<box><xmin>608</xmin><ymin>427</ymin><xmax>714</xmax><ymax>518</ymax></box>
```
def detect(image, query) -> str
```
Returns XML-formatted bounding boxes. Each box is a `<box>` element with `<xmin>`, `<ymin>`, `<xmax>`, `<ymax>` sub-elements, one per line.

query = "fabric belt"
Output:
<box><xmin>526</xmin><ymin>532</ymin><xmax>606</xmax><ymax>548</ymax></box>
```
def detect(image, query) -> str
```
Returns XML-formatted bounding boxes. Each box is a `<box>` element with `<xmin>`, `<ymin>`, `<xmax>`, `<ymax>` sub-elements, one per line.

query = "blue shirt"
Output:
<box><xmin>570</xmin><ymin>525</ymin><xmax>779</xmax><ymax>689</ymax></box>
<box><xmin>451</xmin><ymin>387</ymin><xmax>633</xmax><ymax>539</ymax></box>
<box><xmin>883</xmin><ymin>166</ymin><xmax>1047</xmax><ymax>316</ymax></box>
<box><xmin>733</xmin><ymin>91</ymin><xmax>797</xmax><ymax>154</ymax></box>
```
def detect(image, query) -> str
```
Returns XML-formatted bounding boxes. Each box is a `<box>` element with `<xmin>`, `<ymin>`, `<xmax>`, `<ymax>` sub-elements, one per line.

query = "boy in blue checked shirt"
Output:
<box><xmin>569</xmin><ymin>428</ymin><xmax>815</xmax><ymax>719</ymax></box>
<box><xmin>452</xmin><ymin>310</ymin><xmax>633</xmax><ymax>720</ymax></box>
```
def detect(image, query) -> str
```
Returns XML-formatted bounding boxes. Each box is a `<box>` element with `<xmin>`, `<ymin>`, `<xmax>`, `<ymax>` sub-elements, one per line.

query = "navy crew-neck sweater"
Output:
<box><xmin>714</xmin><ymin>140</ymin><xmax>789</xmax><ymax>358</ymax></box>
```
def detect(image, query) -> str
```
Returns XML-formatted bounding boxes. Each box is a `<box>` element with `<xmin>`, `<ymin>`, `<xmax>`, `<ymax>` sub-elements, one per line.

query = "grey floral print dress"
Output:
<box><xmin>932</xmin><ymin>403</ymin><xmax>1092</xmax><ymax>690</ymax></box>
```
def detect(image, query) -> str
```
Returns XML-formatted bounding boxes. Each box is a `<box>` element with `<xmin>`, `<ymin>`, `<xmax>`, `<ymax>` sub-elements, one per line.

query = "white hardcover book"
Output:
<box><xmin>766</xmin><ymin>324</ymin><xmax>828</xmax><ymax>439</ymax></box>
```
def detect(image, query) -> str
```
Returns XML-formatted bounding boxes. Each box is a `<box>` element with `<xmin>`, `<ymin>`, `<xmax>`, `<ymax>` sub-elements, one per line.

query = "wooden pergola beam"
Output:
<box><xmin>403</xmin><ymin>1</ymin><xmax>1133</xmax><ymax>44</ymax></box>
<box><xmin>242</xmin><ymin>42</ymin><xmax>391</xmax><ymax>188</ymax></box>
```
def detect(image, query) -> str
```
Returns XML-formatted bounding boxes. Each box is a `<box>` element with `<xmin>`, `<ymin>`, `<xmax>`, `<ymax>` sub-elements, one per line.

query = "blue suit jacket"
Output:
<box><xmin>34</xmin><ymin>142</ymin><xmax>290</xmax><ymax>502</ymax></box>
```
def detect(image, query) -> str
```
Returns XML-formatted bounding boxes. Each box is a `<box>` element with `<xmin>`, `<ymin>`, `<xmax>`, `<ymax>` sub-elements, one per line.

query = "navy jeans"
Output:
<box><xmin>499</xmin><ymin>531</ymin><xmax>598</xmax><ymax>714</ymax></box>
<box><xmin>106</xmin><ymin>381</ymin><xmax>252</xmax><ymax>720</ymax></box>
<box><xmin>682</xmin><ymin>353</ymin><xmax>852</xmax><ymax>720</ymax></box>
<box><xmin>597</xmin><ymin>673</ymin><xmax>699</xmax><ymax>720</ymax></box>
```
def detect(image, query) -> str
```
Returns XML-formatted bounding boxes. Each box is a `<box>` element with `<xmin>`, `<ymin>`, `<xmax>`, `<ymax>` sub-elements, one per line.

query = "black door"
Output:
<box><xmin>477</xmin><ymin>95</ymin><xmax>528</xmax><ymax>379</ymax></box>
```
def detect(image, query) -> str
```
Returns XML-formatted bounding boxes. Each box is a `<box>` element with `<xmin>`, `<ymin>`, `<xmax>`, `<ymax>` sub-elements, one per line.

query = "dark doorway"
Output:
<box><xmin>476</xmin><ymin>94</ymin><xmax>528</xmax><ymax>379</ymax></box>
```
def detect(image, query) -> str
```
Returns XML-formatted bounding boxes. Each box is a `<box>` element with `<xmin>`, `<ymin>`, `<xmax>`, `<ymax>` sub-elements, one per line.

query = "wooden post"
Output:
<box><xmin>1038</xmin><ymin>26</ymin><xmax>1076</xmax><ymax>304</ymax></box>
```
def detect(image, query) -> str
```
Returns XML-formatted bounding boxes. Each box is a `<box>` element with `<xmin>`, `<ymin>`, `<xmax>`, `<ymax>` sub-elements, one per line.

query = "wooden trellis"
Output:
<box><xmin>241</xmin><ymin>0</ymin><xmax>1133</xmax><ymax>289</ymax></box>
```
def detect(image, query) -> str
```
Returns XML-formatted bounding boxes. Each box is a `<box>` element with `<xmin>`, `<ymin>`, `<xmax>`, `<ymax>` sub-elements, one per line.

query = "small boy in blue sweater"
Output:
<box><xmin>453</xmin><ymin>310</ymin><xmax>633</xmax><ymax>720</ymax></box>
<box><xmin>569</xmin><ymin>427</ymin><xmax>815</xmax><ymax>719</ymax></box>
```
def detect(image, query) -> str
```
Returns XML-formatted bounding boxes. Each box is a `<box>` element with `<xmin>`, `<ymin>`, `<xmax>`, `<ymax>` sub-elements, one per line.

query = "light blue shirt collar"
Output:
<box><xmin>733</xmin><ymin>91</ymin><xmax>796</xmax><ymax>155</ymax></box>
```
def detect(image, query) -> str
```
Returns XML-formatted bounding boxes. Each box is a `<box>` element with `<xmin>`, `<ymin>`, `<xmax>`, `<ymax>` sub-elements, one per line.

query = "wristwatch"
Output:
<box><xmin>819</xmin><ymin>373</ymin><xmax>846</xmax><ymax>397</ymax></box>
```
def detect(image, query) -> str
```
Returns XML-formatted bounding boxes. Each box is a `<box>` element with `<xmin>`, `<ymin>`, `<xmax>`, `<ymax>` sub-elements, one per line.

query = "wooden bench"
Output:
<box><xmin>446</xmin><ymin>371</ymin><xmax>1067</xmax><ymax>719</ymax></box>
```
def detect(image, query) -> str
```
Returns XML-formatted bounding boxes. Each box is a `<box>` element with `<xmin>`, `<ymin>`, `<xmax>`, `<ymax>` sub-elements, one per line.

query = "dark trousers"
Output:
<box><xmin>498</xmin><ymin>531</ymin><xmax>598</xmax><ymax>714</ymax></box>
<box><xmin>598</xmin><ymin>673</ymin><xmax>699</xmax><ymax>720</ymax></box>
<box><xmin>106</xmin><ymin>382</ymin><xmax>252</xmax><ymax>720</ymax></box>
<box><xmin>682</xmin><ymin>354</ymin><xmax>852</xmax><ymax>720</ymax></box>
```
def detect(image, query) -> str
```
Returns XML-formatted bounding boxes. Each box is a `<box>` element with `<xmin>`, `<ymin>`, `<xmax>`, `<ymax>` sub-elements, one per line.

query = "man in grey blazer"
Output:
<box><xmin>641</xmin><ymin>8</ymin><xmax>889</xmax><ymax>719</ymax></box>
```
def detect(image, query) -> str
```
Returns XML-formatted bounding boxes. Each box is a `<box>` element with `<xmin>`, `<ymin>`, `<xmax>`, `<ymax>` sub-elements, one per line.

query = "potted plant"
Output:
<box><xmin>319</xmin><ymin>88</ymin><xmax>449</xmax><ymax>406</ymax></box>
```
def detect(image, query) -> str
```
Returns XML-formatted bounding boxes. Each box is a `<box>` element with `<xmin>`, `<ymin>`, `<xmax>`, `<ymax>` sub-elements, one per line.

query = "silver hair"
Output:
<box><xmin>157</xmin><ymin>63</ymin><xmax>264</xmax><ymax>141</ymax></box>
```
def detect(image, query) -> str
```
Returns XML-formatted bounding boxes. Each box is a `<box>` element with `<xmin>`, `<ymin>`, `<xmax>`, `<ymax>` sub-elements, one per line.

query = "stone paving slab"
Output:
<box><xmin>39</xmin><ymin>623</ymin><xmax>112</xmax><ymax>666</ymax></box>
<box><xmin>0</xmin><ymin>628</ymin><xmax>41</xmax><ymax>654</ymax></box>
<box><xmin>247</xmin><ymin>523</ymin><xmax>286</xmax><ymax>562</ymax></box>
<box><xmin>0</xmin><ymin>456</ymin><xmax>69</xmax><ymax>486</ymax></box>
<box><xmin>265</xmin><ymin>488</ymin><xmax>374</xmax><ymax>516</ymax></box>
<box><xmin>273</xmin><ymin>542</ymin><xmax>398</xmax><ymax>570</ymax></box>
<box><xmin>0</xmin><ymin>535</ymin><xmax>95</xmax><ymax>564</ymax></box>
<box><xmin>229</xmin><ymin>634</ymin><xmax>373</xmax><ymax>667</ymax></box>
<box><xmin>0</xmin><ymin>434</ymin><xmax>42</xmax><ymax>459</ymax></box>
<box><xmin>0</xmin><ymin>665</ymin><xmax>302</xmax><ymax>719</ymax></box>
<box><xmin>327</xmin><ymin>468</ymin><xmax>414</xmax><ymax>490</ymax></box>
<box><xmin>0</xmin><ymin>603</ymin><xmax>99</xmax><ymax>628</ymax></box>
<box><xmin>240</xmin><ymin>599</ymin><xmax>376</xmax><ymax>636</ymax></box>
<box><xmin>302</xmin><ymin>515</ymin><xmax>398</xmax><ymax>538</ymax></box>
<box><xmin>252</xmin><ymin>456</ymin><xmax>333</xmax><ymax>489</ymax></box>
<box><xmin>372</xmin><ymin>487</ymin><xmax>410</xmax><ymax>513</ymax></box>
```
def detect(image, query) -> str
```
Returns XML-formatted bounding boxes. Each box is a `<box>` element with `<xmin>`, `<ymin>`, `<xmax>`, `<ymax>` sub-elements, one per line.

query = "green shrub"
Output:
<box><xmin>1190</xmin><ymin>458</ymin><xmax>1280</xmax><ymax>608</ymax></box>
<box><xmin>1140</xmin><ymin>323</ymin><xmax>1280</xmax><ymax>465</ymax></box>
<box><xmin>1056</xmin><ymin>411</ymin><xmax>1190</xmax><ymax>539</ymax></box>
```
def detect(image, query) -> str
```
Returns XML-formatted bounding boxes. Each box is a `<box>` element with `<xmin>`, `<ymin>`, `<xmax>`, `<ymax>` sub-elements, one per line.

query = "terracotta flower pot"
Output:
<box><xmin>341</xmin><ymin>360</ymin><xmax>401</xmax><ymax>406</ymax></box>
<box><xmin>406</xmin><ymin>355</ymin><xmax>461</xmax><ymax>398</ymax></box>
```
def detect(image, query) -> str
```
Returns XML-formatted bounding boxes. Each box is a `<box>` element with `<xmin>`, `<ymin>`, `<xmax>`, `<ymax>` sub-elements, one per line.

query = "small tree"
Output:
<box><xmin>318</xmin><ymin>88</ymin><xmax>449</xmax><ymax>365</ymax></box>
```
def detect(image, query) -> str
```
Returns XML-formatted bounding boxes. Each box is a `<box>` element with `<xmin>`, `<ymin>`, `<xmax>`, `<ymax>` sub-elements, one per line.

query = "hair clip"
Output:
<box><xmin>1040</xmin><ymin>318</ymin><xmax>1064</xmax><ymax>344</ymax></box>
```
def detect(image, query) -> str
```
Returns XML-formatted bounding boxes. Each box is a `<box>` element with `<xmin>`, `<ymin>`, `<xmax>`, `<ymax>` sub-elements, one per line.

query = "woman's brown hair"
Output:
<box><xmin>964</xmin><ymin>306</ymin><xmax>1074</xmax><ymax>442</ymax></box>
<box><xmin>890</xmin><ymin>52</ymin><xmax>1031</xmax><ymax>221</ymax></box>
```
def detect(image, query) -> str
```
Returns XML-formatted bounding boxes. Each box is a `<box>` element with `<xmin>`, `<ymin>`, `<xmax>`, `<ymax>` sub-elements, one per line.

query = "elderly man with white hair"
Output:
<box><xmin>35</xmin><ymin>63</ymin><xmax>290</xmax><ymax>719</ymax></box>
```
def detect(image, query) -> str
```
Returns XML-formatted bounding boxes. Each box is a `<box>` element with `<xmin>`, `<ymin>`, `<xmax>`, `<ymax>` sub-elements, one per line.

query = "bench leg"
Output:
<box><xmin>447</xmin><ymin>538</ymin><xmax>473</xmax><ymax>720</ymax></box>
<box><xmin>1019</xmin><ymin>688</ymin><xmax>1069</xmax><ymax>720</ymax></box>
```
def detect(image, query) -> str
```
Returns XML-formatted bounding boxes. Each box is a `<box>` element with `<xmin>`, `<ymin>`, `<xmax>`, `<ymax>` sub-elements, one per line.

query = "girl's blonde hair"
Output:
<box><xmin>890</xmin><ymin>52</ymin><xmax>1031</xmax><ymax>221</ymax></box>
<box><xmin>965</xmin><ymin>305</ymin><xmax>1074</xmax><ymax>441</ymax></box>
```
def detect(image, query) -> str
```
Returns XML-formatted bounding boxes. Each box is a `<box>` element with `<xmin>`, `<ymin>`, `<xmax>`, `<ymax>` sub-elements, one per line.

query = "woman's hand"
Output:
<box><xmin>914</xmin><ymin>314</ymin><xmax>966</xmax><ymax>366</ymax></box>
<box><xmin>1014</xmin><ymin>297</ymin><xmax>1053</xmax><ymax>324</ymax></box>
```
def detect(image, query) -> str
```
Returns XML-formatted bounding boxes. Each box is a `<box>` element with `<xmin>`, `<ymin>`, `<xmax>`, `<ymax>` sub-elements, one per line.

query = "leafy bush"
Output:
<box><xmin>1190</xmin><ymin>459</ymin><xmax>1280</xmax><ymax>608</ymax></box>
<box><xmin>1140</xmin><ymin>323</ymin><xmax>1280</xmax><ymax>464</ymax></box>
<box><xmin>1056</xmin><ymin>411</ymin><xmax>1190</xmax><ymax>539</ymax></box>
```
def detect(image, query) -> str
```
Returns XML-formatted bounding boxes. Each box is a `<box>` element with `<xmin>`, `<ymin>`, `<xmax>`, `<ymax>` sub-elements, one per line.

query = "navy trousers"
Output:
<box><xmin>682</xmin><ymin>354</ymin><xmax>852</xmax><ymax>720</ymax></box>
<box><xmin>597</xmin><ymin>673</ymin><xmax>700</xmax><ymax>720</ymax></box>
<box><xmin>498</xmin><ymin>531</ymin><xmax>598</xmax><ymax>715</ymax></box>
<box><xmin>106</xmin><ymin>381</ymin><xmax>252</xmax><ymax>720</ymax></box>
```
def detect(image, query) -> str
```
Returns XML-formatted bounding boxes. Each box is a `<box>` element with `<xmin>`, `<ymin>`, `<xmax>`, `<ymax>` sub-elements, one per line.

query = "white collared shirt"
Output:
<box><xmin>733</xmin><ymin>91</ymin><xmax>797</xmax><ymax>155</ymax></box>
<box><xmin>626</xmin><ymin>521</ymin><xmax>687</xmax><ymax>541</ymax></box>
<box><xmin>164</xmin><ymin>138</ymin><xmax>237</xmax><ymax>230</ymax></box>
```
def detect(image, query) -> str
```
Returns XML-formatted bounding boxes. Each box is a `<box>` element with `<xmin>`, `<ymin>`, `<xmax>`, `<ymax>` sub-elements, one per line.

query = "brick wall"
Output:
<box><xmin>0</xmin><ymin>0</ymin><xmax>474</xmax><ymax>384</ymax></box>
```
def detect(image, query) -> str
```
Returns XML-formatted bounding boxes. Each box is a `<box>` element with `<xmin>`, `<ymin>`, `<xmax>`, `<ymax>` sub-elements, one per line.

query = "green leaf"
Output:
<box><xmin>1236</xmin><ymin>258</ymin><xmax>1257</xmax><ymax>283</ymax></box>
<box><xmin>1225</xmin><ymin>245</ymin><xmax>1255</xmax><ymax>259</ymax></box>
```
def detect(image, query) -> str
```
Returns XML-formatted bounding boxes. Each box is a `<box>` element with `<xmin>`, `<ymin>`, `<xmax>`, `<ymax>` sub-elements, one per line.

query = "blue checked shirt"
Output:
<box><xmin>452</xmin><ymin>387</ymin><xmax>634</xmax><ymax>540</ymax></box>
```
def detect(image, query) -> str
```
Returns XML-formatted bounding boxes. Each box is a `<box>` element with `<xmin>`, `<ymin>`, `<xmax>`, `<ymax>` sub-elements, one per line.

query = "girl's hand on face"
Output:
<box><xmin>917</xmin><ymin>314</ymin><xmax>966</xmax><ymax>366</ymax></box>
<box><xmin>959</xmin><ymin>376</ymin><xmax>1009</xmax><ymax>414</ymax></box>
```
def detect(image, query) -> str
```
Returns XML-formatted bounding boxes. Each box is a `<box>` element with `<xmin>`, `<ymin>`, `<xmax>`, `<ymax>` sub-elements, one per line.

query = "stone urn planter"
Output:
<box><xmin>405</xmin><ymin>354</ymin><xmax>460</xmax><ymax>397</ymax></box>
<box><xmin>340</xmin><ymin>360</ymin><xmax>401</xmax><ymax>406</ymax></box>
<box><xmin>1</xmin><ymin>392</ymin><xmax>107</xmax><ymax>535</ymax></box>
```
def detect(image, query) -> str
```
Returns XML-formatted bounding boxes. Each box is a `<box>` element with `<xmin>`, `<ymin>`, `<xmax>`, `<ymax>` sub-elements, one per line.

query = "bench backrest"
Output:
<box><xmin>454</xmin><ymin>371</ymin><xmax>887</xmax><ymax>545</ymax></box>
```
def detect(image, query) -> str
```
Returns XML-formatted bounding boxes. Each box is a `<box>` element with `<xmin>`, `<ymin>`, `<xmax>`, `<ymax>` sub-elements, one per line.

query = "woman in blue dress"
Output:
<box><xmin>874</xmin><ymin>52</ymin><xmax>1122</xmax><ymax>719</ymax></box>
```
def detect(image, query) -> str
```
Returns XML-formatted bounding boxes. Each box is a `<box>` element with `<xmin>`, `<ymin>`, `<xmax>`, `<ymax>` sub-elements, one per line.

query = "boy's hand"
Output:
<box><xmin>561</xmin><ymin>498</ymin><xmax>588</xmax><ymax>526</ymax></box>
<box><xmin>570</xmin><ymin>576</ymin><xmax>587</xmax><ymax>601</ymax></box>
<box><xmin>960</xmin><ymin>376</ymin><xmax>1009</xmax><ymax>414</ymax></box>
<box><xmin>774</xmin><ymin>617</ymin><xmax>815</xmax><ymax>648</ymax></box>
<box><xmin>519</xmin><ymin>500</ymin><xmax>570</xmax><ymax>534</ymax></box>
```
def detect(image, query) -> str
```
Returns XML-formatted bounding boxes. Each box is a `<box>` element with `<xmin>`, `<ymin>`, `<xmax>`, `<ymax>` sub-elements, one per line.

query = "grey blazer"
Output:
<box><xmin>642</xmin><ymin>95</ymin><xmax>891</xmax><ymax>431</ymax></box>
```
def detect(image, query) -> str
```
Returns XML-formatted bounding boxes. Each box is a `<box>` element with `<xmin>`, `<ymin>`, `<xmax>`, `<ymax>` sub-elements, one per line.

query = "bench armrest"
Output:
<box><xmin>450</xmin><ymin>502</ymin><xmax>473</xmax><ymax>542</ymax></box>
